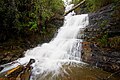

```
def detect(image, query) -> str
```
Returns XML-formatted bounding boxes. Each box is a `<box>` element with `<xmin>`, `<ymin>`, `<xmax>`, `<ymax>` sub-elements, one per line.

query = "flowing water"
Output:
<box><xmin>0</xmin><ymin>1</ymin><xmax>120</xmax><ymax>80</ymax></box>
<box><xmin>23</xmin><ymin>6</ymin><xmax>89</xmax><ymax>79</ymax></box>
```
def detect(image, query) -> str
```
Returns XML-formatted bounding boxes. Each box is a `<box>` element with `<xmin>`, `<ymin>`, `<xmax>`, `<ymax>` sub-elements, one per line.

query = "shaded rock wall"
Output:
<box><xmin>81</xmin><ymin>3</ymin><xmax>120</xmax><ymax>72</ymax></box>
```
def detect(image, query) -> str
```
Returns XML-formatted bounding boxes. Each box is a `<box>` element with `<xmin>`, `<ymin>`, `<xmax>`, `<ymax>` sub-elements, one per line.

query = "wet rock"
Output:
<box><xmin>82</xmin><ymin>42</ymin><xmax>120</xmax><ymax>72</ymax></box>
<box><xmin>0</xmin><ymin>67</ymin><xmax>4</xmax><ymax>71</ymax></box>
<box><xmin>0</xmin><ymin>50</ymin><xmax>24</xmax><ymax>65</ymax></box>
<box><xmin>81</xmin><ymin>2</ymin><xmax>120</xmax><ymax>72</ymax></box>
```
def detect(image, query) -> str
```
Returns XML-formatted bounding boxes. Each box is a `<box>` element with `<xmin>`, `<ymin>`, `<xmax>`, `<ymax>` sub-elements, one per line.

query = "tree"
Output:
<box><xmin>35</xmin><ymin>0</ymin><xmax>64</xmax><ymax>31</ymax></box>
<box><xmin>0</xmin><ymin>0</ymin><xmax>64</xmax><ymax>42</ymax></box>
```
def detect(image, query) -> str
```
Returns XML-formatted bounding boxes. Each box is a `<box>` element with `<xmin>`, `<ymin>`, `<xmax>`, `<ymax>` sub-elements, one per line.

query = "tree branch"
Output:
<box><xmin>64</xmin><ymin>0</ymin><xmax>86</xmax><ymax>16</ymax></box>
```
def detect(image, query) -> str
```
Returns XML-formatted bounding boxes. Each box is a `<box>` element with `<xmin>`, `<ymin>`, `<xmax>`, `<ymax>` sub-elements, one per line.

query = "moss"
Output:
<box><xmin>95</xmin><ymin>34</ymin><xmax>120</xmax><ymax>50</ymax></box>
<box><xmin>97</xmin><ymin>33</ymin><xmax>109</xmax><ymax>48</ymax></box>
<box><xmin>100</xmin><ymin>20</ymin><xmax>109</xmax><ymax>28</ymax></box>
<box><xmin>108</xmin><ymin>36</ymin><xmax>120</xmax><ymax>50</ymax></box>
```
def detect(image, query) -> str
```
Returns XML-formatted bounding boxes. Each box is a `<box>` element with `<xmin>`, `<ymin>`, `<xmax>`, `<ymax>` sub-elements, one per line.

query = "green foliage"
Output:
<box><xmin>29</xmin><ymin>21</ymin><xmax>38</xmax><ymax>31</ymax></box>
<box><xmin>72</xmin><ymin>0</ymin><xmax>120</xmax><ymax>12</ymax></box>
<box><xmin>72</xmin><ymin>0</ymin><xmax>83</xmax><ymax>4</ymax></box>
<box><xmin>97</xmin><ymin>34</ymin><xmax>120</xmax><ymax>49</ymax></box>
<box><xmin>35</xmin><ymin>0</ymin><xmax>64</xmax><ymax>29</ymax></box>
<box><xmin>109</xmin><ymin>36</ymin><xmax>120</xmax><ymax>49</ymax></box>
<box><xmin>0</xmin><ymin>0</ymin><xmax>64</xmax><ymax>41</ymax></box>
<box><xmin>86</xmin><ymin>0</ymin><xmax>114</xmax><ymax>12</ymax></box>
<box><xmin>100</xmin><ymin>20</ymin><xmax>109</xmax><ymax>28</ymax></box>
<box><xmin>98</xmin><ymin>34</ymin><xmax>108</xmax><ymax>47</ymax></box>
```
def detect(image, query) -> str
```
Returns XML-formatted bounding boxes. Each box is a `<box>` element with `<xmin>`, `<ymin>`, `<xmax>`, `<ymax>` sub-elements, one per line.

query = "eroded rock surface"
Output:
<box><xmin>82</xmin><ymin>2</ymin><xmax>120</xmax><ymax>72</ymax></box>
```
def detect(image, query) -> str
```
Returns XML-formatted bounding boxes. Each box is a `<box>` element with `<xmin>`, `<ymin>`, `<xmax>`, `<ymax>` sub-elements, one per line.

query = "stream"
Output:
<box><xmin>0</xmin><ymin>0</ymin><xmax>120</xmax><ymax>80</ymax></box>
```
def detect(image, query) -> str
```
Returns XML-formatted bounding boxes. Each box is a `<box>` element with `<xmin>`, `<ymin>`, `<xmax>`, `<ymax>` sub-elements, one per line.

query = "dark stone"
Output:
<box><xmin>0</xmin><ymin>67</ymin><xmax>4</xmax><ymax>71</ymax></box>
<box><xmin>81</xmin><ymin>3</ymin><xmax>120</xmax><ymax>72</ymax></box>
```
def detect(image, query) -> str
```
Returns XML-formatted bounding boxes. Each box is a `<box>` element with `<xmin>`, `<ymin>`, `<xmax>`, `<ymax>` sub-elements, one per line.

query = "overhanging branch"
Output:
<box><xmin>64</xmin><ymin>0</ymin><xmax>86</xmax><ymax>16</ymax></box>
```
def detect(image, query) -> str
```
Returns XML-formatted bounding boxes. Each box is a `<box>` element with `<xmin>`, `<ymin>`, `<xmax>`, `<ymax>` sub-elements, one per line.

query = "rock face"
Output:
<box><xmin>82</xmin><ymin>42</ymin><xmax>120</xmax><ymax>72</ymax></box>
<box><xmin>82</xmin><ymin>2</ymin><xmax>120</xmax><ymax>72</ymax></box>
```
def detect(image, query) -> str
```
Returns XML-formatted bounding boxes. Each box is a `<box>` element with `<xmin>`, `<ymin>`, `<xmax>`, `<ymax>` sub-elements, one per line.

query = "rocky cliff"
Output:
<box><xmin>82</xmin><ymin>2</ymin><xmax>120</xmax><ymax>72</ymax></box>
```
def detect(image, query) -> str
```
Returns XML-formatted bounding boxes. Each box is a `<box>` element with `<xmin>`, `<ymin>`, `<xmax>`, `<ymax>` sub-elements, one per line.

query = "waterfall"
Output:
<box><xmin>22</xmin><ymin>6</ymin><xmax>88</xmax><ymax>79</ymax></box>
<box><xmin>0</xmin><ymin>2</ymin><xmax>89</xmax><ymax>80</ymax></box>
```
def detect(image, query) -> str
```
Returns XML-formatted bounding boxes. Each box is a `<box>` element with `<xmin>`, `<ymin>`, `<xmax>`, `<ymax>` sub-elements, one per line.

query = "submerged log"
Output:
<box><xmin>64</xmin><ymin>0</ymin><xmax>86</xmax><ymax>16</ymax></box>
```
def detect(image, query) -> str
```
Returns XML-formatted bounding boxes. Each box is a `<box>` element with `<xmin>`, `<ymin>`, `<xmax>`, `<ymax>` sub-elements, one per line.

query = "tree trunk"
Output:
<box><xmin>64</xmin><ymin>0</ymin><xmax>85</xmax><ymax>16</ymax></box>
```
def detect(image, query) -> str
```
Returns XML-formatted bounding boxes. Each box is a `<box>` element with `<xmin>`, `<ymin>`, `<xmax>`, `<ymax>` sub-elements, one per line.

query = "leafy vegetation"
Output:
<box><xmin>72</xmin><ymin>0</ymin><xmax>83</xmax><ymax>4</ymax></box>
<box><xmin>71</xmin><ymin>0</ymin><xmax>120</xmax><ymax>12</ymax></box>
<box><xmin>0</xmin><ymin>0</ymin><xmax>64</xmax><ymax>42</ymax></box>
<box><xmin>97</xmin><ymin>34</ymin><xmax>120</xmax><ymax>50</ymax></box>
<box><xmin>109</xmin><ymin>36</ymin><xmax>120</xmax><ymax>50</ymax></box>
<box><xmin>98</xmin><ymin>33</ymin><xmax>108</xmax><ymax>48</ymax></box>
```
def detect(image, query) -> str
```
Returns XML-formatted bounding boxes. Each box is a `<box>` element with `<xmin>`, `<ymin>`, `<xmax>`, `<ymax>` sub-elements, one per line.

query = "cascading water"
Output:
<box><xmin>0</xmin><ymin>1</ymin><xmax>89</xmax><ymax>80</ymax></box>
<box><xmin>23</xmin><ymin>4</ymin><xmax>88</xmax><ymax>79</ymax></box>
<box><xmin>1</xmin><ymin>1</ymin><xmax>120</xmax><ymax>80</ymax></box>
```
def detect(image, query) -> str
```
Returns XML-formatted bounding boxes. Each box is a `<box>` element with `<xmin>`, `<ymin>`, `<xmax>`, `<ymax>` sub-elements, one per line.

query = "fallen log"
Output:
<box><xmin>16</xmin><ymin>59</ymin><xmax>35</xmax><ymax>80</ymax></box>
<box><xmin>0</xmin><ymin>59</ymin><xmax>35</xmax><ymax>80</ymax></box>
<box><xmin>64</xmin><ymin>0</ymin><xmax>86</xmax><ymax>16</ymax></box>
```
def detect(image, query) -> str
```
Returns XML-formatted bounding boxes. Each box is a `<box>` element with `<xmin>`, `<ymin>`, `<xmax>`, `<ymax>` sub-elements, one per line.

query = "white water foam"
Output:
<box><xmin>23</xmin><ymin>13</ymin><xmax>88</xmax><ymax>79</ymax></box>
<box><xmin>0</xmin><ymin>2</ymin><xmax>89</xmax><ymax>80</ymax></box>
